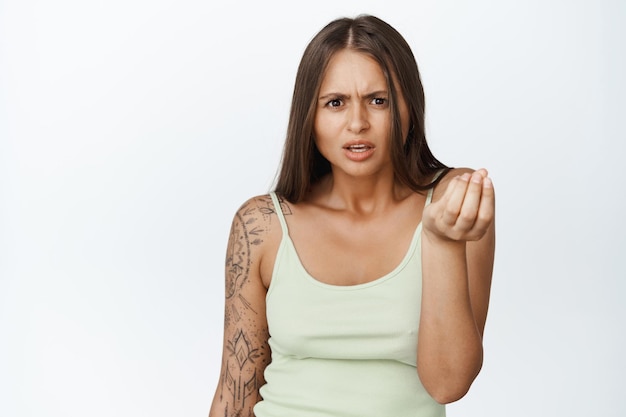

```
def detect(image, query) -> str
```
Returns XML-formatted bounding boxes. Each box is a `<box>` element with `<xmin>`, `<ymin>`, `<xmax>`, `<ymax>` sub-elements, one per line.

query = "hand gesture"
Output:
<box><xmin>422</xmin><ymin>169</ymin><xmax>495</xmax><ymax>242</ymax></box>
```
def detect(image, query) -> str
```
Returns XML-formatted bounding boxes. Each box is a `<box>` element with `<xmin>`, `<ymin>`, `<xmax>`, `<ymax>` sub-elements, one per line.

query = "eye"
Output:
<box><xmin>371</xmin><ymin>97</ymin><xmax>388</xmax><ymax>106</ymax></box>
<box><xmin>326</xmin><ymin>98</ymin><xmax>343</xmax><ymax>108</ymax></box>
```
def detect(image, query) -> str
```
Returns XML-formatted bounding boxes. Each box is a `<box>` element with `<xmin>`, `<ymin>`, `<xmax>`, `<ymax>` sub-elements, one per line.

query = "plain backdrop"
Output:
<box><xmin>1</xmin><ymin>0</ymin><xmax>625</xmax><ymax>416</ymax></box>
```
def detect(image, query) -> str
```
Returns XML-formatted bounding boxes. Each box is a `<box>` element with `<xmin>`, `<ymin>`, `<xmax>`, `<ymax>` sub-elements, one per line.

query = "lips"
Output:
<box><xmin>344</xmin><ymin>143</ymin><xmax>371</xmax><ymax>152</ymax></box>
<box><xmin>343</xmin><ymin>140</ymin><xmax>375</xmax><ymax>151</ymax></box>
<box><xmin>343</xmin><ymin>141</ymin><xmax>375</xmax><ymax>161</ymax></box>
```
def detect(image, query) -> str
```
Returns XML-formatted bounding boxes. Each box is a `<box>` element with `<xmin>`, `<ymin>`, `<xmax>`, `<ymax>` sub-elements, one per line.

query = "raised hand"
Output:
<box><xmin>422</xmin><ymin>169</ymin><xmax>495</xmax><ymax>243</ymax></box>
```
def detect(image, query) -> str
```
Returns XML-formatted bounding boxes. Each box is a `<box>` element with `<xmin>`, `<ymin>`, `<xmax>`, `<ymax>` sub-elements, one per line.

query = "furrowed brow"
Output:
<box><xmin>363</xmin><ymin>90</ymin><xmax>388</xmax><ymax>99</ymax></box>
<box><xmin>318</xmin><ymin>93</ymin><xmax>349</xmax><ymax>101</ymax></box>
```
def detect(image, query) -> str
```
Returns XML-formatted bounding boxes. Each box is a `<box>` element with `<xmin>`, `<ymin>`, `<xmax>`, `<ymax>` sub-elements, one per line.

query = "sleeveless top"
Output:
<box><xmin>254</xmin><ymin>189</ymin><xmax>445</xmax><ymax>417</ymax></box>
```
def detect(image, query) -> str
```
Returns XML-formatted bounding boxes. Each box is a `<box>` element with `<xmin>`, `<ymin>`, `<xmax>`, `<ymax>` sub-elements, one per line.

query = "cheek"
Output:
<box><xmin>312</xmin><ymin>113</ymin><xmax>322</xmax><ymax>138</ymax></box>
<box><xmin>313</xmin><ymin>113</ymin><xmax>337</xmax><ymax>140</ymax></box>
<box><xmin>312</xmin><ymin>119</ymin><xmax>322</xmax><ymax>142</ymax></box>
<box><xmin>312</xmin><ymin>117</ymin><xmax>329</xmax><ymax>149</ymax></box>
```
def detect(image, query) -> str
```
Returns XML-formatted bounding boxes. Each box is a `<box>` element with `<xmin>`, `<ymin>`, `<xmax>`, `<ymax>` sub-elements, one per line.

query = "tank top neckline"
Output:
<box><xmin>269</xmin><ymin>187</ymin><xmax>435</xmax><ymax>291</ymax></box>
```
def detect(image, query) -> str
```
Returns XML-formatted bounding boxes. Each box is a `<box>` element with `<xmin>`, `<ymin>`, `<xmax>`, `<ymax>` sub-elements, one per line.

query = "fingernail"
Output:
<box><xmin>483</xmin><ymin>177</ymin><xmax>493</xmax><ymax>188</ymax></box>
<box><xmin>471</xmin><ymin>172</ymin><xmax>482</xmax><ymax>183</ymax></box>
<box><xmin>460</xmin><ymin>173</ymin><xmax>471</xmax><ymax>181</ymax></box>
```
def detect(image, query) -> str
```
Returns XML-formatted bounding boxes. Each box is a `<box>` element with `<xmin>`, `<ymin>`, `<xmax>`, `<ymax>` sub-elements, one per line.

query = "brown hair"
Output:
<box><xmin>274</xmin><ymin>14</ymin><xmax>449</xmax><ymax>203</ymax></box>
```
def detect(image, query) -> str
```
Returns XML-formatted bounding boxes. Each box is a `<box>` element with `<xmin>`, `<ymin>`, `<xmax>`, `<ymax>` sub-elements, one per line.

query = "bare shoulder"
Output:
<box><xmin>234</xmin><ymin>193</ymin><xmax>290</xmax><ymax>238</ymax></box>
<box><xmin>229</xmin><ymin>193</ymin><xmax>288</xmax><ymax>288</ymax></box>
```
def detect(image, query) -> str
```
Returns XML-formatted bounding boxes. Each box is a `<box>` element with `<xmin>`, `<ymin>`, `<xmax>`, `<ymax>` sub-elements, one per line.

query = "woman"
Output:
<box><xmin>209</xmin><ymin>14</ymin><xmax>495</xmax><ymax>417</ymax></box>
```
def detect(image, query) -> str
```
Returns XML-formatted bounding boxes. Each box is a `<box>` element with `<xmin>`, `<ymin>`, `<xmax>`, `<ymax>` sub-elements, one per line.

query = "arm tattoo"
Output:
<box><xmin>220</xmin><ymin>329</ymin><xmax>263</xmax><ymax>416</ymax></box>
<box><xmin>215</xmin><ymin>195</ymin><xmax>289</xmax><ymax>417</ymax></box>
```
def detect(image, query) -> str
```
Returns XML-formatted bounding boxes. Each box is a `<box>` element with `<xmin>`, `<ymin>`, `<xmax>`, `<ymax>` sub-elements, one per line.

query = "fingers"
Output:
<box><xmin>456</xmin><ymin>171</ymin><xmax>484</xmax><ymax>230</ymax></box>
<box><xmin>473</xmin><ymin>177</ymin><xmax>495</xmax><ymax>234</ymax></box>
<box><xmin>441</xmin><ymin>173</ymin><xmax>470</xmax><ymax>225</ymax></box>
<box><xmin>435</xmin><ymin>169</ymin><xmax>495</xmax><ymax>241</ymax></box>
<box><xmin>474</xmin><ymin>168</ymin><xmax>488</xmax><ymax>178</ymax></box>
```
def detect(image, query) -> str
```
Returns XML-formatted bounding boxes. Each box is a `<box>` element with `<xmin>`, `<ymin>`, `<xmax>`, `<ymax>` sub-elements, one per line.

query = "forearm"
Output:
<box><xmin>417</xmin><ymin>233</ymin><xmax>483</xmax><ymax>404</ymax></box>
<box><xmin>209</xmin><ymin>373</ymin><xmax>264</xmax><ymax>417</ymax></box>
<box><xmin>209</xmin><ymin>316</ymin><xmax>268</xmax><ymax>416</ymax></box>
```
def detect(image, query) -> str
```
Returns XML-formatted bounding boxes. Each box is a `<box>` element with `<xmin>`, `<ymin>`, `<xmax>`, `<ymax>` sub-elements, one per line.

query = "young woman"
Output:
<box><xmin>209</xmin><ymin>14</ymin><xmax>495</xmax><ymax>417</ymax></box>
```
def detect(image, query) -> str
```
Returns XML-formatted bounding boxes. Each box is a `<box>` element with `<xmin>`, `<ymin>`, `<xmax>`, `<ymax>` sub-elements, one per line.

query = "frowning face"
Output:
<box><xmin>313</xmin><ymin>49</ymin><xmax>410</xmax><ymax>181</ymax></box>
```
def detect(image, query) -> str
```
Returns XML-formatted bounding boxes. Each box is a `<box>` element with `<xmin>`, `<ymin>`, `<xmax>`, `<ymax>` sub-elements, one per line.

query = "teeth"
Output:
<box><xmin>348</xmin><ymin>144</ymin><xmax>369</xmax><ymax>152</ymax></box>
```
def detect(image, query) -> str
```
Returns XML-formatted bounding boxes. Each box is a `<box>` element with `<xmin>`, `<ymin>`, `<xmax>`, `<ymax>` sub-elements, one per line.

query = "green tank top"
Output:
<box><xmin>254</xmin><ymin>190</ymin><xmax>445</xmax><ymax>417</ymax></box>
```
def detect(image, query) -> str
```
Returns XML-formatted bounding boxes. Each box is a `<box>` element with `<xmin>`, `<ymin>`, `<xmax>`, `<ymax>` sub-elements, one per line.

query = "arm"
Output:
<box><xmin>417</xmin><ymin>168</ymin><xmax>495</xmax><ymax>404</ymax></box>
<box><xmin>209</xmin><ymin>198</ymin><xmax>272</xmax><ymax>417</ymax></box>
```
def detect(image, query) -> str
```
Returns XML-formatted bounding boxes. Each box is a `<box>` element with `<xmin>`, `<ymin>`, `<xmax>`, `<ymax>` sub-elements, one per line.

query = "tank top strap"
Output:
<box><xmin>425</xmin><ymin>187</ymin><xmax>435</xmax><ymax>206</ymax></box>
<box><xmin>424</xmin><ymin>169</ymin><xmax>447</xmax><ymax>206</ymax></box>
<box><xmin>269</xmin><ymin>192</ymin><xmax>289</xmax><ymax>234</ymax></box>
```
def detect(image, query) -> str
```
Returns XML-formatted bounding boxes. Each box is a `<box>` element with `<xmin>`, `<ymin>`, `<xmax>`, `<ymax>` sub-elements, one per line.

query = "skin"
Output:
<box><xmin>208</xmin><ymin>196</ymin><xmax>276</xmax><ymax>417</ymax></box>
<box><xmin>209</xmin><ymin>49</ymin><xmax>495</xmax><ymax>415</ymax></box>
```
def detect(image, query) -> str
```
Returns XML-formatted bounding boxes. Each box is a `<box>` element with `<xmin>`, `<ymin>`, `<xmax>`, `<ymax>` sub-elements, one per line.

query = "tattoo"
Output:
<box><xmin>215</xmin><ymin>195</ymin><xmax>289</xmax><ymax>416</ymax></box>
<box><xmin>225</xmin><ymin>196</ymin><xmax>285</xmax><ymax>299</ymax></box>
<box><xmin>238</xmin><ymin>294</ymin><xmax>257</xmax><ymax>314</ymax></box>
<box><xmin>266</xmin><ymin>194</ymin><xmax>293</xmax><ymax>218</ymax></box>
<box><xmin>224</xmin><ymin>195</ymin><xmax>290</xmax><ymax>306</ymax></box>
<box><xmin>220</xmin><ymin>329</ymin><xmax>263</xmax><ymax>416</ymax></box>
<box><xmin>225</xmin><ymin>210</ymin><xmax>250</xmax><ymax>300</ymax></box>
<box><xmin>228</xmin><ymin>329</ymin><xmax>262</xmax><ymax>370</ymax></box>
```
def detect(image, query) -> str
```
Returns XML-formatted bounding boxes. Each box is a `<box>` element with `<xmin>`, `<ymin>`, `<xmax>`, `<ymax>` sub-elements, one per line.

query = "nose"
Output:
<box><xmin>347</xmin><ymin>103</ymin><xmax>370</xmax><ymax>134</ymax></box>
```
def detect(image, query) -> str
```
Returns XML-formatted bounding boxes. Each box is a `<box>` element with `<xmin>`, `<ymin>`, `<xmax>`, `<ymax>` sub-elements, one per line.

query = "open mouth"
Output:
<box><xmin>344</xmin><ymin>144</ymin><xmax>372</xmax><ymax>153</ymax></box>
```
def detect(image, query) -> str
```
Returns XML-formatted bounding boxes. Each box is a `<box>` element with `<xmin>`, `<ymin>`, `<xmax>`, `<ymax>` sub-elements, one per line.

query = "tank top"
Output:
<box><xmin>254</xmin><ymin>189</ymin><xmax>445</xmax><ymax>417</ymax></box>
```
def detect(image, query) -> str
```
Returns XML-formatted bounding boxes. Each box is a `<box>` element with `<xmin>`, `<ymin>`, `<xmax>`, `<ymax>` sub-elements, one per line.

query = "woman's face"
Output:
<box><xmin>313</xmin><ymin>49</ymin><xmax>410</xmax><ymax>180</ymax></box>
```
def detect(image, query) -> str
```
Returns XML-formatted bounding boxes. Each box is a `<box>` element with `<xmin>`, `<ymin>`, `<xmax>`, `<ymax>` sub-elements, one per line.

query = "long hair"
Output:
<box><xmin>274</xmin><ymin>15</ymin><xmax>449</xmax><ymax>203</ymax></box>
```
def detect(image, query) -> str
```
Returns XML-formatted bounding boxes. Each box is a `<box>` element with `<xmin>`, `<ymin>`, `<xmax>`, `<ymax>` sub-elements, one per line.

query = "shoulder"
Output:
<box><xmin>229</xmin><ymin>193</ymin><xmax>287</xmax><ymax>288</ymax></box>
<box><xmin>231</xmin><ymin>193</ymin><xmax>291</xmax><ymax>227</ymax></box>
<box><xmin>233</xmin><ymin>193</ymin><xmax>274</xmax><ymax>215</ymax></box>
<box><xmin>229</xmin><ymin>193</ymin><xmax>286</xmax><ymax>243</ymax></box>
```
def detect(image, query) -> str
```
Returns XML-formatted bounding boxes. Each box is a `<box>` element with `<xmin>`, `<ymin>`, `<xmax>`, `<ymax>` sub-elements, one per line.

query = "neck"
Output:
<box><xmin>310</xmin><ymin>170</ymin><xmax>412</xmax><ymax>215</ymax></box>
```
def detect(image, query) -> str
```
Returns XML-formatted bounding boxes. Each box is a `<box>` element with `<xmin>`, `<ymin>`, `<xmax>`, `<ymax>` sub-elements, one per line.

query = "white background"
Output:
<box><xmin>1</xmin><ymin>0</ymin><xmax>625</xmax><ymax>416</ymax></box>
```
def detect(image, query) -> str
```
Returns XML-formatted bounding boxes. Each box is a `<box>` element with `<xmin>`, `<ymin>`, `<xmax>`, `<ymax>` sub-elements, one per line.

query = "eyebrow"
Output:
<box><xmin>318</xmin><ymin>90</ymin><xmax>389</xmax><ymax>101</ymax></box>
<box><xmin>318</xmin><ymin>93</ymin><xmax>347</xmax><ymax>101</ymax></box>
